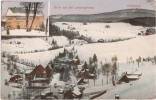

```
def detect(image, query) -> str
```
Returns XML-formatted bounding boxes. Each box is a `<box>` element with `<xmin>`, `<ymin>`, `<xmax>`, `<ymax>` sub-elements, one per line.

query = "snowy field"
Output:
<box><xmin>16</xmin><ymin>34</ymin><xmax>156</xmax><ymax>67</ymax></box>
<box><xmin>75</xmin><ymin>34</ymin><xmax>156</xmax><ymax>64</ymax></box>
<box><xmin>97</xmin><ymin>62</ymin><xmax>156</xmax><ymax>99</ymax></box>
<box><xmin>1</xmin><ymin>36</ymin><xmax>69</xmax><ymax>54</ymax></box>
<box><xmin>2</xmin><ymin>38</ymin><xmax>51</xmax><ymax>54</ymax></box>
<box><xmin>2</xmin><ymin>29</ymin><xmax>48</xmax><ymax>36</ymax></box>
<box><xmin>54</xmin><ymin>22</ymin><xmax>146</xmax><ymax>41</ymax></box>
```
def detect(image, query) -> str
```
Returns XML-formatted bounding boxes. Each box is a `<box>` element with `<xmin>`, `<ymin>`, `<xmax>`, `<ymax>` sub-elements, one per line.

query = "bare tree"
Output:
<box><xmin>29</xmin><ymin>2</ymin><xmax>43</xmax><ymax>31</ymax></box>
<box><xmin>20</xmin><ymin>2</ymin><xmax>32</xmax><ymax>31</ymax></box>
<box><xmin>45</xmin><ymin>18</ymin><xmax>48</xmax><ymax>36</ymax></box>
<box><xmin>136</xmin><ymin>56</ymin><xmax>142</xmax><ymax>67</ymax></box>
<box><xmin>111</xmin><ymin>56</ymin><xmax>118</xmax><ymax>86</ymax></box>
<box><xmin>103</xmin><ymin>63</ymin><xmax>111</xmax><ymax>84</ymax></box>
<box><xmin>154</xmin><ymin>56</ymin><xmax>156</xmax><ymax>64</ymax></box>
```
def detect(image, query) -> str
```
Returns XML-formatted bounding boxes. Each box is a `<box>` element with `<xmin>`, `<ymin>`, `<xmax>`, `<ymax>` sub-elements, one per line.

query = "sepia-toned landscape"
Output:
<box><xmin>1</xmin><ymin>0</ymin><xmax>156</xmax><ymax>99</ymax></box>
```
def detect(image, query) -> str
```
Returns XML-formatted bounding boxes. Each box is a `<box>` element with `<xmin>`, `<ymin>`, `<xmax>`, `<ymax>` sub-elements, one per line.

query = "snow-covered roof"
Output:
<box><xmin>6</xmin><ymin>7</ymin><xmax>43</xmax><ymax>17</ymax></box>
<box><xmin>126</xmin><ymin>75</ymin><xmax>139</xmax><ymax>79</ymax></box>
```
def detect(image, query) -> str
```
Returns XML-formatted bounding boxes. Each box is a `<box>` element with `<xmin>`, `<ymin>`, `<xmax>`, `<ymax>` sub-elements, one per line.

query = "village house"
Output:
<box><xmin>5</xmin><ymin>7</ymin><xmax>44</xmax><ymax>30</ymax></box>
<box><xmin>9</xmin><ymin>74</ymin><xmax>23</xmax><ymax>83</ymax></box>
<box><xmin>117</xmin><ymin>72</ymin><xmax>141</xmax><ymax>84</ymax></box>
<box><xmin>25</xmin><ymin>65</ymin><xmax>53</xmax><ymax>88</ymax></box>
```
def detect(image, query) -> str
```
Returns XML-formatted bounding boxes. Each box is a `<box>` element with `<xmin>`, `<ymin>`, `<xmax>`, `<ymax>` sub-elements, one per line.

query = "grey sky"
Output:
<box><xmin>1</xmin><ymin>0</ymin><xmax>49</xmax><ymax>18</ymax></box>
<box><xmin>51</xmin><ymin>0</ymin><xmax>155</xmax><ymax>15</ymax></box>
<box><xmin>1</xmin><ymin>0</ymin><xmax>155</xmax><ymax>16</ymax></box>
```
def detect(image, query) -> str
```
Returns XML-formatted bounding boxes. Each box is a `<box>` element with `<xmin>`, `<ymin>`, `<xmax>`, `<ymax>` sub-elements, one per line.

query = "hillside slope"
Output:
<box><xmin>50</xmin><ymin>9</ymin><xmax>156</xmax><ymax>27</ymax></box>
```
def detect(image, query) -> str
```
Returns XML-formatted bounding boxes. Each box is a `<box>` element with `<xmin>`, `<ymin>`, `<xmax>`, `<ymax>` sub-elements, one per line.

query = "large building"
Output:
<box><xmin>6</xmin><ymin>7</ymin><xmax>44</xmax><ymax>30</ymax></box>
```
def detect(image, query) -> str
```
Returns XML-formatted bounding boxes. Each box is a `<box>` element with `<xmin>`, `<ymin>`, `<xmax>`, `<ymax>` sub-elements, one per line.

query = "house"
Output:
<box><xmin>97</xmin><ymin>39</ymin><xmax>105</xmax><ymax>43</ymax></box>
<box><xmin>77</xmin><ymin>68</ymin><xmax>96</xmax><ymax>79</ymax></box>
<box><xmin>145</xmin><ymin>28</ymin><xmax>156</xmax><ymax>35</ymax></box>
<box><xmin>117</xmin><ymin>72</ymin><xmax>141</xmax><ymax>84</ymax></box>
<box><xmin>5</xmin><ymin>7</ymin><xmax>44</xmax><ymax>30</ymax></box>
<box><xmin>27</xmin><ymin>65</ymin><xmax>47</xmax><ymax>80</ymax></box>
<box><xmin>45</xmin><ymin>64</ymin><xmax>53</xmax><ymax>78</ymax></box>
<box><xmin>70</xmin><ymin>39</ymin><xmax>87</xmax><ymax>45</ymax></box>
<box><xmin>9</xmin><ymin>74</ymin><xmax>23</xmax><ymax>83</ymax></box>
<box><xmin>26</xmin><ymin>65</ymin><xmax>51</xmax><ymax>88</ymax></box>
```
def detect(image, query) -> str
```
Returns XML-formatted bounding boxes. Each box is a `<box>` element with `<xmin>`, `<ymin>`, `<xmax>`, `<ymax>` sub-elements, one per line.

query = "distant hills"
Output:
<box><xmin>50</xmin><ymin>9</ymin><xmax>156</xmax><ymax>27</ymax></box>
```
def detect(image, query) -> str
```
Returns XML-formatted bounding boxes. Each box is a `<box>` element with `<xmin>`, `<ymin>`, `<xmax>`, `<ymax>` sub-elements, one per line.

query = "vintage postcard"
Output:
<box><xmin>1</xmin><ymin>0</ymin><xmax>156</xmax><ymax>99</ymax></box>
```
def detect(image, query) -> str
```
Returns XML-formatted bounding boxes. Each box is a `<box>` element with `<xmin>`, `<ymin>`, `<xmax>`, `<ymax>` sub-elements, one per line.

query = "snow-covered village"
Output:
<box><xmin>1</xmin><ymin>0</ymin><xmax>156</xmax><ymax>100</ymax></box>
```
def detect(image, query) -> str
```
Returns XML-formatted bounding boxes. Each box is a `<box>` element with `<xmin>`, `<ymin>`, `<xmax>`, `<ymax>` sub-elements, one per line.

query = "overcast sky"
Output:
<box><xmin>1</xmin><ymin>0</ymin><xmax>49</xmax><ymax>18</ymax></box>
<box><xmin>51</xmin><ymin>0</ymin><xmax>156</xmax><ymax>15</ymax></box>
<box><xmin>1</xmin><ymin>0</ymin><xmax>155</xmax><ymax>16</ymax></box>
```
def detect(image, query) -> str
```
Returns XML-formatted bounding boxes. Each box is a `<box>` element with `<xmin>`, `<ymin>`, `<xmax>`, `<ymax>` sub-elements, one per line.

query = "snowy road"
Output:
<box><xmin>97</xmin><ymin>63</ymin><xmax>156</xmax><ymax>99</ymax></box>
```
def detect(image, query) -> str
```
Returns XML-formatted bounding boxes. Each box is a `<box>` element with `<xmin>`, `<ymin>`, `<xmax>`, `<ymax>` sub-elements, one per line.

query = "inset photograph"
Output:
<box><xmin>1</xmin><ymin>0</ymin><xmax>49</xmax><ymax>37</ymax></box>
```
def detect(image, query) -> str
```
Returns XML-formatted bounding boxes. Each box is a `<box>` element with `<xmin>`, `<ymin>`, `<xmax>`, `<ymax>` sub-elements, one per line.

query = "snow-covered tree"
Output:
<box><xmin>154</xmin><ymin>56</ymin><xmax>156</xmax><ymax>64</ymax></box>
<box><xmin>111</xmin><ymin>56</ymin><xmax>118</xmax><ymax>86</ymax></box>
<box><xmin>93</xmin><ymin>54</ymin><xmax>98</xmax><ymax>63</ymax></box>
<box><xmin>136</xmin><ymin>56</ymin><xmax>142</xmax><ymax>67</ymax></box>
<box><xmin>104</xmin><ymin>63</ymin><xmax>111</xmax><ymax>84</ymax></box>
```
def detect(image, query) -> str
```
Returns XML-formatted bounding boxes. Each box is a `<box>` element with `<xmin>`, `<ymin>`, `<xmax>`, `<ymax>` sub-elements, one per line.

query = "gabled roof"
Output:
<box><xmin>6</xmin><ymin>7</ymin><xmax>43</xmax><ymax>17</ymax></box>
<box><xmin>30</xmin><ymin>64</ymin><xmax>47</xmax><ymax>76</ymax></box>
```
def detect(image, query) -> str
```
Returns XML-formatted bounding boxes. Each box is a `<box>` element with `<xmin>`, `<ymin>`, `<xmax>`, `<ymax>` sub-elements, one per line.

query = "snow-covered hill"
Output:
<box><xmin>54</xmin><ymin>22</ymin><xmax>146</xmax><ymax>41</ymax></box>
<box><xmin>16</xmin><ymin>34</ymin><xmax>156</xmax><ymax>67</ymax></box>
<box><xmin>75</xmin><ymin>34</ymin><xmax>156</xmax><ymax>63</ymax></box>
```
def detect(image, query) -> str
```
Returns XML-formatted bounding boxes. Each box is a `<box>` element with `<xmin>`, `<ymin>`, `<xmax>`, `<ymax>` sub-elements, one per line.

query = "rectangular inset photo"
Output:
<box><xmin>2</xmin><ymin>0</ymin><xmax>49</xmax><ymax>37</ymax></box>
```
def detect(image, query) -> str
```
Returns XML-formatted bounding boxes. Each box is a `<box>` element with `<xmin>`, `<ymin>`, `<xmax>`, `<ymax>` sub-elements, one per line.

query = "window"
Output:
<box><xmin>15</xmin><ymin>17</ymin><xmax>25</xmax><ymax>20</ymax></box>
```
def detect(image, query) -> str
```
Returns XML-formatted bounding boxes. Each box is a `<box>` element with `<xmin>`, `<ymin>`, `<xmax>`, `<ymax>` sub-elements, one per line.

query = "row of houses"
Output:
<box><xmin>9</xmin><ymin>64</ymin><xmax>53</xmax><ymax>88</ymax></box>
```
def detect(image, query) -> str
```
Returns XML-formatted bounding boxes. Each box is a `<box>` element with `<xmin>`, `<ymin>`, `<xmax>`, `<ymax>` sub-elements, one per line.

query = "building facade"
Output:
<box><xmin>6</xmin><ymin>7</ymin><xmax>44</xmax><ymax>30</ymax></box>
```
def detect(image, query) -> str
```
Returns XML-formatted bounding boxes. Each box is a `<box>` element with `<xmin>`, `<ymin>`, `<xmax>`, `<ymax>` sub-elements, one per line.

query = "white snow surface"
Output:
<box><xmin>2</xmin><ymin>29</ymin><xmax>48</xmax><ymax>36</ymax></box>
<box><xmin>97</xmin><ymin>63</ymin><xmax>156</xmax><ymax>99</ymax></box>
<box><xmin>16</xmin><ymin>34</ymin><xmax>156</xmax><ymax>67</ymax></box>
<box><xmin>2</xmin><ymin>38</ymin><xmax>51</xmax><ymax>53</ymax></box>
<box><xmin>54</xmin><ymin>22</ymin><xmax>146</xmax><ymax>41</ymax></box>
<box><xmin>75</xmin><ymin>34</ymin><xmax>156</xmax><ymax>64</ymax></box>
